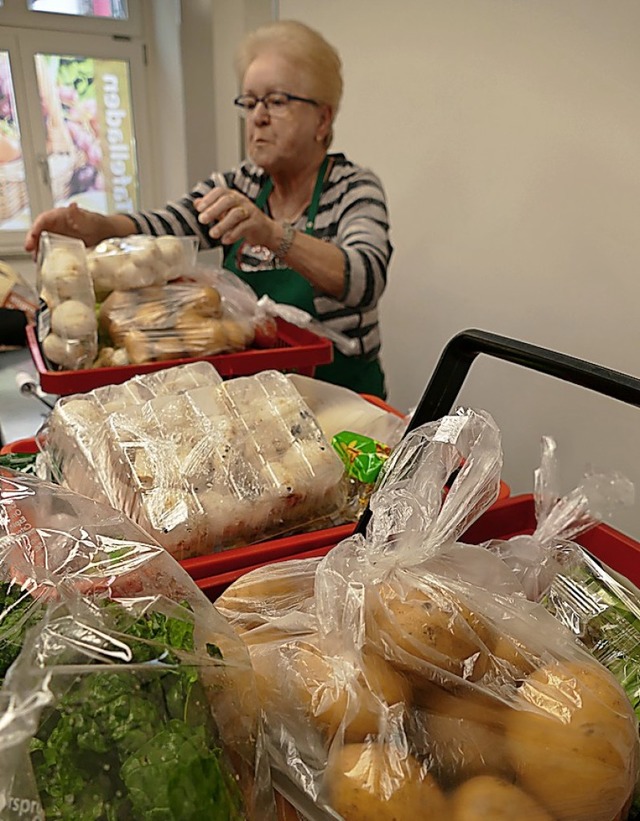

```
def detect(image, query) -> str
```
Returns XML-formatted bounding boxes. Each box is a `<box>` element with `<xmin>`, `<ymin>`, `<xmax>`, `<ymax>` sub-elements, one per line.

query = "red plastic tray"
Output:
<box><xmin>27</xmin><ymin>317</ymin><xmax>333</xmax><ymax>396</ymax></box>
<box><xmin>0</xmin><ymin>433</ymin><xmax>511</xmax><ymax>596</ymax></box>
<box><xmin>0</xmin><ymin>438</ymin><xmax>39</xmax><ymax>455</ymax></box>
<box><xmin>462</xmin><ymin>493</ymin><xmax>640</xmax><ymax>588</ymax></box>
<box><xmin>193</xmin><ymin>492</ymin><xmax>638</xmax><ymax>601</ymax></box>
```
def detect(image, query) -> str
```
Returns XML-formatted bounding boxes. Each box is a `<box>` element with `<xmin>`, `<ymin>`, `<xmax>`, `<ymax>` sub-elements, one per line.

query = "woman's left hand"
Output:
<box><xmin>194</xmin><ymin>188</ymin><xmax>273</xmax><ymax>247</ymax></box>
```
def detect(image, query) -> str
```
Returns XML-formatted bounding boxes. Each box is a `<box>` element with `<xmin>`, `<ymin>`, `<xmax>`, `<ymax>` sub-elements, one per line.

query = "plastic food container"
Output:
<box><xmin>27</xmin><ymin>317</ymin><xmax>333</xmax><ymax>395</ymax></box>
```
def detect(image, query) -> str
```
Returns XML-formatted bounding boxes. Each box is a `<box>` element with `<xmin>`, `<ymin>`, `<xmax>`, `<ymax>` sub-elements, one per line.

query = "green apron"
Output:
<box><xmin>223</xmin><ymin>157</ymin><xmax>387</xmax><ymax>399</ymax></box>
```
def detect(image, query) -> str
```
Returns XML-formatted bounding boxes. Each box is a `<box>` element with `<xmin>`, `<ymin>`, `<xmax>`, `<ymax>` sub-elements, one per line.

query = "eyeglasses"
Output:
<box><xmin>234</xmin><ymin>91</ymin><xmax>319</xmax><ymax>118</ymax></box>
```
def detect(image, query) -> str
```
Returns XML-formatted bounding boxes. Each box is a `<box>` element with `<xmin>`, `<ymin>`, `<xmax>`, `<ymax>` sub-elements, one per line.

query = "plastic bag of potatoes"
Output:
<box><xmin>97</xmin><ymin>278</ymin><xmax>255</xmax><ymax>365</ymax></box>
<box><xmin>217</xmin><ymin>409</ymin><xmax>639</xmax><ymax>821</ymax></box>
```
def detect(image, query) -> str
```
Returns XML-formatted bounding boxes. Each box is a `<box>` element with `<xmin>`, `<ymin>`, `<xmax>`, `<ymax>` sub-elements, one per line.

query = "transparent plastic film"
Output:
<box><xmin>87</xmin><ymin>234</ymin><xmax>198</xmax><ymax>299</ymax></box>
<box><xmin>485</xmin><ymin>435</ymin><xmax>635</xmax><ymax>601</ymax></box>
<box><xmin>37</xmin><ymin>365</ymin><xmax>348</xmax><ymax>560</ymax></box>
<box><xmin>364</xmin><ymin>408</ymin><xmax>503</xmax><ymax>563</ymax></box>
<box><xmin>257</xmin><ymin>295</ymin><xmax>359</xmax><ymax>356</ymax></box>
<box><xmin>36</xmin><ymin>231</ymin><xmax>98</xmax><ymax>371</ymax></box>
<box><xmin>218</xmin><ymin>408</ymin><xmax>638</xmax><ymax>821</ymax></box>
<box><xmin>0</xmin><ymin>470</ymin><xmax>275</xmax><ymax>819</ymax></box>
<box><xmin>97</xmin><ymin>279</ymin><xmax>258</xmax><ymax>367</ymax></box>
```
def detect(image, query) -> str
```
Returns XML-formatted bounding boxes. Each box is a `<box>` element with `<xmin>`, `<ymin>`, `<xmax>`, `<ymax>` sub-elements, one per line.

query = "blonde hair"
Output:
<box><xmin>235</xmin><ymin>20</ymin><xmax>343</xmax><ymax>135</ymax></box>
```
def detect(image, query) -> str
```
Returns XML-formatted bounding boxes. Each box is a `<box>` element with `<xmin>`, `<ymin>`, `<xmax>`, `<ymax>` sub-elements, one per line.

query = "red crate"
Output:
<box><xmin>0</xmin><ymin>431</ymin><xmax>511</xmax><ymax>594</ymax></box>
<box><xmin>27</xmin><ymin>318</ymin><xmax>333</xmax><ymax>396</ymax></box>
<box><xmin>462</xmin><ymin>493</ymin><xmax>640</xmax><ymax>588</ymax></box>
<box><xmin>194</xmin><ymin>493</ymin><xmax>640</xmax><ymax>602</ymax></box>
<box><xmin>0</xmin><ymin>438</ymin><xmax>38</xmax><ymax>454</ymax></box>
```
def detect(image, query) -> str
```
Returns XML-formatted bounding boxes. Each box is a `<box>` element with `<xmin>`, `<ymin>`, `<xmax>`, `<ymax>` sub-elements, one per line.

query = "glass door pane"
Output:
<box><xmin>34</xmin><ymin>52</ymin><xmax>139</xmax><ymax>214</ymax></box>
<box><xmin>27</xmin><ymin>0</ymin><xmax>128</xmax><ymax>20</ymax></box>
<box><xmin>0</xmin><ymin>50</ymin><xmax>31</xmax><ymax>232</ymax></box>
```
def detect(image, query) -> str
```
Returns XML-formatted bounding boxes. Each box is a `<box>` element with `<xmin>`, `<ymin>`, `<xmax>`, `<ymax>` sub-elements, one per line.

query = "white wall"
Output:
<box><xmin>277</xmin><ymin>0</ymin><xmax>640</xmax><ymax>535</ymax></box>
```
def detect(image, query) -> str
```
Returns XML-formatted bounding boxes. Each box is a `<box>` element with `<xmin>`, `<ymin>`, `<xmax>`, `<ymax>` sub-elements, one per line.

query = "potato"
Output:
<box><xmin>449</xmin><ymin>775</ymin><xmax>554</xmax><ymax>820</ymax></box>
<box><xmin>504</xmin><ymin>659</ymin><xmax>638</xmax><ymax>821</ymax></box>
<box><xmin>367</xmin><ymin>582</ymin><xmax>490</xmax><ymax>682</ymax></box>
<box><xmin>414</xmin><ymin>686</ymin><xmax>511</xmax><ymax>784</ymax></box>
<box><xmin>220</xmin><ymin>318</ymin><xmax>254</xmax><ymax>349</ymax></box>
<box><xmin>123</xmin><ymin>330</ymin><xmax>151</xmax><ymax>364</ymax></box>
<box><xmin>326</xmin><ymin>742</ymin><xmax>447</xmax><ymax>820</ymax></box>
<box><xmin>178</xmin><ymin>321</ymin><xmax>228</xmax><ymax>356</ymax></box>
<box><xmin>175</xmin><ymin>307</ymin><xmax>209</xmax><ymax>331</ymax></box>
<box><xmin>288</xmin><ymin>643</ymin><xmax>412</xmax><ymax>742</ymax></box>
<box><xmin>147</xmin><ymin>335</ymin><xmax>185</xmax><ymax>362</ymax></box>
<box><xmin>99</xmin><ymin>290</ymin><xmax>137</xmax><ymax>343</ymax></box>
<box><xmin>189</xmin><ymin>285</ymin><xmax>222</xmax><ymax>317</ymax></box>
<box><xmin>217</xmin><ymin>564</ymin><xmax>317</xmax><ymax>629</ymax></box>
<box><xmin>490</xmin><ymin>633</ymin><xmax>537</xmax><ymax>678</ymax></box>
<box><xmin>135</xmin><ymin>300</ymin><xmax>175</xmax><ymax>330</ymax></box>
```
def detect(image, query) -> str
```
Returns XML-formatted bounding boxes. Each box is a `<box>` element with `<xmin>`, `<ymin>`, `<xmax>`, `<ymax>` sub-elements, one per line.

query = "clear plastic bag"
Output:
<box><xmin>218</xmin><ymin>409</ymin><xmax>639</xmax><ymax>821</ymax></box>
<box><xmin>97</xmin><ymin>279</ymin><xmax>257</xmax><ymax>365</ymax></box>
<box><xmin>87</xmin><ymin>234</ymin><xmax>199</xmax><ymax>299</ymax></box>
<box><xmin>484</xmin><ymin>435</ymin><xmax>635</xmax><ymax>601</ymax></box>
<box><xmin>195</xmin><ymin>266</ymin><xmax>359</xmax><ymax>354</ymax></box>
<box><xmin>36</xmin><ymin>363</ymin><xmax>347</xmax><ymax>560</ymax></box>
<box><xmin>36</xmin><ymin>231</ymin><xmax>98</xmax><ymax>371</ymax></box>
<box><xmin>0</xmin><ymin>467</ymin><xmax>275</xmax><ymax>820</ymax></box>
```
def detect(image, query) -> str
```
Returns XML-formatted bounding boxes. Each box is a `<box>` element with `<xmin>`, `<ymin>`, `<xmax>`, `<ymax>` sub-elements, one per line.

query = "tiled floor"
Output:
<box><xmin>0</xmin><ymin>347</ymin><xmax>56</xmax><ymax>447</ymax></box>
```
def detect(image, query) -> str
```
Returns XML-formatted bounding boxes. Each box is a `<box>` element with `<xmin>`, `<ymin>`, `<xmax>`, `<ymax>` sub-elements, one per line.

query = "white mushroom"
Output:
<box><xmin>113</xmin><ymin>260</ymin><xmax>157</xmax><ymax>290</ymax></box>
<box><xmin>155</xmin><ymin>235</ymin><xmax>187</xmax><ymax>269</ymax></box>
<box><xmin>42</xmin><ymin>332</ymin><xmax>95</xmax><ymax>369</ymax></box>
<box><xmin>40</xmin><ymin>245</ymin><xmax>91</xmax><ymax>302</ymax></box>
<box><xmin>51</xmin><ymin>299</ymin><xmax>98</xmax><ymax>340</ymax></box>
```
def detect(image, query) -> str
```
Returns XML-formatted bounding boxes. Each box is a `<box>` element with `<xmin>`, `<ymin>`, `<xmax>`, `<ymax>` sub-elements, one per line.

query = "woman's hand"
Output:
<box><xmin>194</xmin><ymin>188</ymin><xmax>275</xmax><ymax>249</ymax></box>
<box><xmin>24</xmin><ymin>203</ymin><xmax>135</xmax><ymax>257</ymax></box>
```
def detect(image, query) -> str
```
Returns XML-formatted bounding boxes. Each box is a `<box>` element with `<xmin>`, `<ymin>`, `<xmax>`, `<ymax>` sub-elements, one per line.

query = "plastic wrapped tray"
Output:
<box><xmin>0</xmin><ymin>437</ymin><xmax>511</xmax><ymax>600</ymax></box>
<box><xmin>27</xmin><ymin>317</ymin><xmax>333</xmax><ymax>395</ymax></box>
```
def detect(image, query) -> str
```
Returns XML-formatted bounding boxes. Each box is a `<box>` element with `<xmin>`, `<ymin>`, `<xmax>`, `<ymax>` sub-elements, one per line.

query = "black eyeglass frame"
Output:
<box><xmin>233</xmin><ymin>91</ymin><xmax>320</xmax><ymax>115</ymax></box>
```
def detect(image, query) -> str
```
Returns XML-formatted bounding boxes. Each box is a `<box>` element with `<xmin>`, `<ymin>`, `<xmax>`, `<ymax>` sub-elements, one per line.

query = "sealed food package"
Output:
<box><xmin>218</xmin><ymin>409</ymin><xmax>639</xmax><ymax>821</ymax></box>
<box><xmin>38</xmin><ymin>361</ymin><xmax>223</xmax><ymax>513</ymax></box>
<box><xmin>37</xmin><ymin>364</ymin><xmax>347</xmax><ymax>560</ymax></box>
<box><xmin>97</xmin><ymin>278</ymin><xmax>254</xmax><ymax>366</ymax></box>
<box><xmin>0</xmin><ymin>468</ymin><xmax>276</xmax><ymax>820</ymax></box>
<box><xmin>35</xmin><ymin>231</ymin><xmax>97</xmax><ymax>371</ymax></box>
<box><xmin>483</xmin><ymin>435</ymin><xmax>635</xmax><ymax>601</ymax></box>
<box><xmin>87</xmin><ymin>234</ymin><xmax>199</xmax><ymax>299</ymax></box>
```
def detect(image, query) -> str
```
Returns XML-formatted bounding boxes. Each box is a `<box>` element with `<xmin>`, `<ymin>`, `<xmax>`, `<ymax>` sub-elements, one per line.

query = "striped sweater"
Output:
<box><xmin>127</xmin><ymin>153</ymin><xmax>392</xmax><ymax>360</ymax></box>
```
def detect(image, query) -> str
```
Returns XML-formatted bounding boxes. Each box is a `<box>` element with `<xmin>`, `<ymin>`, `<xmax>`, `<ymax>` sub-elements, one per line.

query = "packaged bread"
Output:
<box><xmin>37</xmin><ymin>364</ymin><xmax>347</xmax><ymax>560</ymax></box>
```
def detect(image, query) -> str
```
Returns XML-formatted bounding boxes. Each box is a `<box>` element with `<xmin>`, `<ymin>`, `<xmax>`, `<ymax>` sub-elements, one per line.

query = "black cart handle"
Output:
<box><xmin>355</xmin><ymin>328</ymin><xmax>640</xmax><ymax>534</ymax></box>
<box><xmin>407</xmin><ymin>328</ymin><xmax>640</xmax><ymax>433</ymax></box>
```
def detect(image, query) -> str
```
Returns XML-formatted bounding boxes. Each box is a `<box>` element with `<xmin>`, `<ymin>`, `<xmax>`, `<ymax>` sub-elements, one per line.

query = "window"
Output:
<box><xmin>27</xmin><ymin>1</ymin><xmax>128</xmax><ymax>20</ymax></box>
<box><xmin>0</xmin><ymin>0</ymin><xmax>152</xmax><ymax>254</ymax></box>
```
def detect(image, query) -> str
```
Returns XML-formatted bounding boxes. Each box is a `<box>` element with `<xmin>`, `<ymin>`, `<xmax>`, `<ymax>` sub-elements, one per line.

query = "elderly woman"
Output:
<box><xmin>25</xmin><ymin>20</ymin><xmax>392</xmax><ymax>397</ymax></box>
